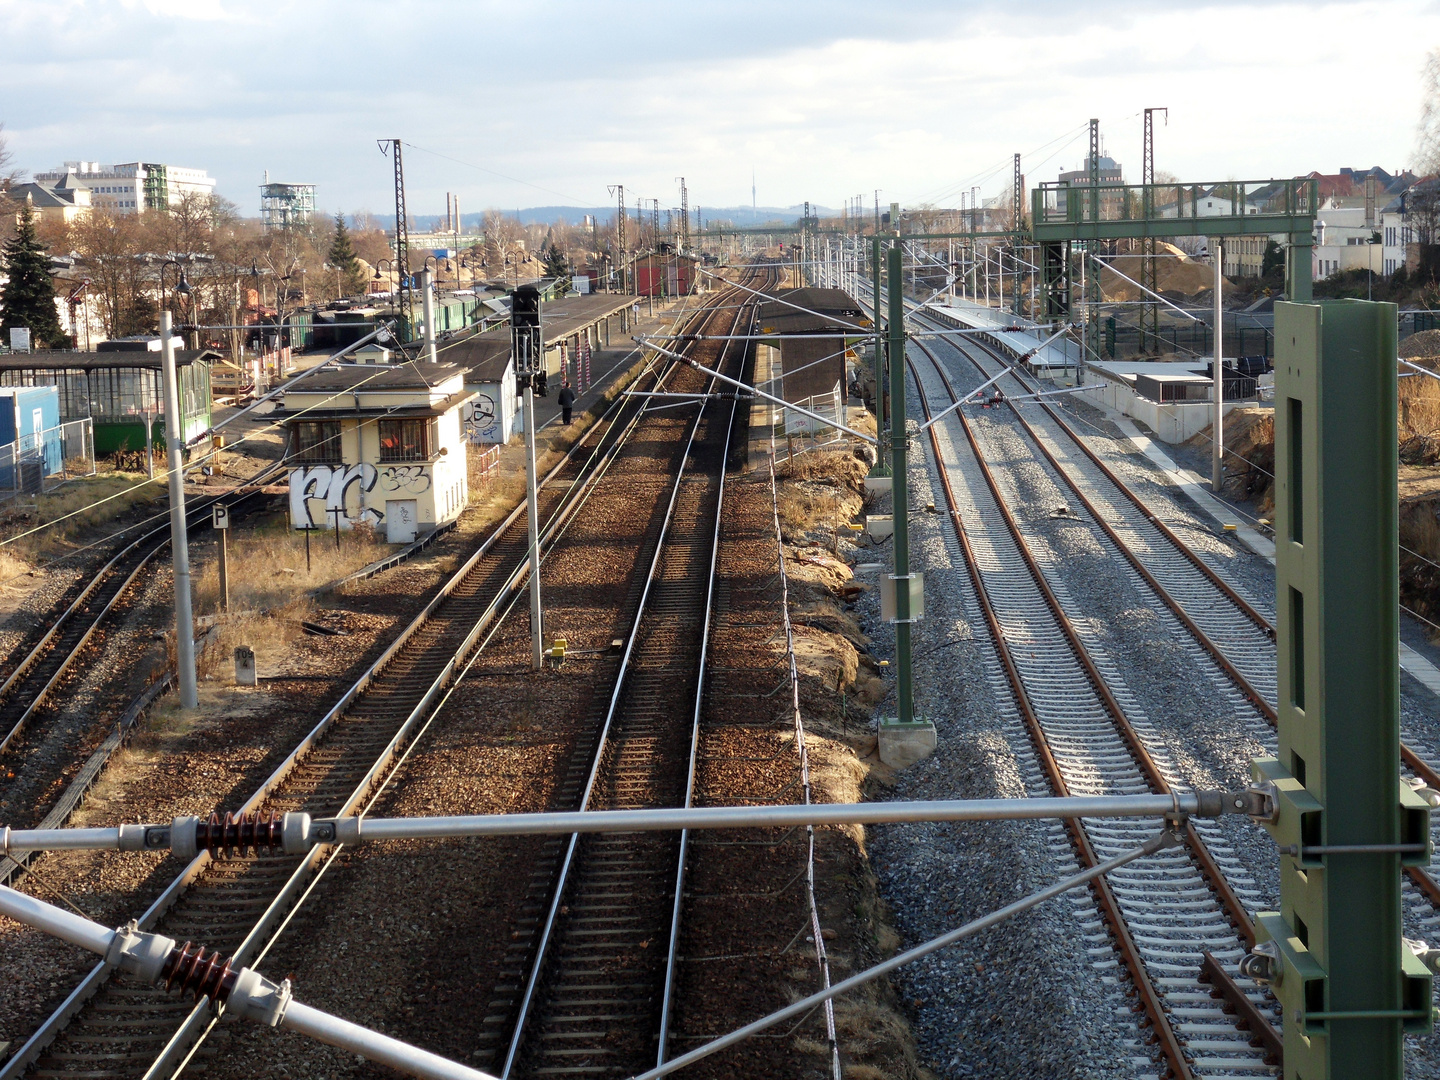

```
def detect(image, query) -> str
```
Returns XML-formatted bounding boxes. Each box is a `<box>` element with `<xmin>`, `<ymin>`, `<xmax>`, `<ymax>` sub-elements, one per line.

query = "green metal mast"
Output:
<box><xmin>886</xmin><ymin>240</ymin><xmax>914</xmax><ymax>726</ymax></box>
<box><xmin>1253</xmin><ymin>299</ymin><xmax>1431</xmax><ymax>1079</ymax></box>
<box><xmin>871</xmin><ymin>235</ymin><xmax>886</xmax><ymax>445</ymax></box>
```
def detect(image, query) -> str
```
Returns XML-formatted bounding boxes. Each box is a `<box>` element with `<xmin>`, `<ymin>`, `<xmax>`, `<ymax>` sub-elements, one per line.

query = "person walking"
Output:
<box><xmin>558</xmin><ymin>381</ymin><xmax>576</xmax><ymax>425</ymax></box>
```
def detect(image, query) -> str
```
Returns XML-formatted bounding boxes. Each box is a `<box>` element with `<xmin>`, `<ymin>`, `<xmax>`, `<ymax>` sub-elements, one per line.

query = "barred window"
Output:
<box><xmin>293</xmin><ymin>420</ymin><xmax>343</xmax><ymax>463</ymax></box>
<box><xmin>379</xmin><ymin>419</ymin><xmax>428</xmax><ymax>462</ymax></box>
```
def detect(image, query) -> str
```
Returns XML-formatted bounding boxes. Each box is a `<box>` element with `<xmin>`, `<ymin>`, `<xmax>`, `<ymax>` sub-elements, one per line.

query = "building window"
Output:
<box><xmin>379</xmin><ymin>418</ymin><xmax>429</xmax><ymax>462</ymax></box>
<box><xmin>293</xmin><ymin>420</ymin><xmax>343</xmax><ymax>462</ymax></box>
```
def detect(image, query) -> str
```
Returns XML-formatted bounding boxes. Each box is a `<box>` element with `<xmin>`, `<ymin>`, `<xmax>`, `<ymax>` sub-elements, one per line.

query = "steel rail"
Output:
<box><xmin>500</xmin><ymin>277</ymin><xmax>757</xmax><ymax>1078</ymax></box>
<box><xmin>654</xmin><ymin>279</ymin><xmax>759</xmax><ymax>1067</ymax></box>
<box><xmin>922</xmin><ymin>303</ymin><xmax>1272</xmax><ymax>637</ymax></box>
<box><xmin>912</xmin><ymin>337</ymin><xmax>1258</xmax><ymax>944</ymax></box>
<box><xmin>140</xmin><ymin>306</ymin><xmax>732</xmax><ymax>1080</ymax></box>
<box><xmin>889</xmin><ymin>285</ymin><xmax>1285</xmax><ymax>1073</ymax></box>
<box><xmin>927</xmin><ymin>310</ymin><xmax>1440</xmax><ymax>909</ymax></box>
<box><xmin>0</xmin><ymin>462</ymin><xmax>282</xmax><ymax>757</ymax></box>
<box><xmin>949</xmin><ymin>345</ymin><xmax>1277</xmax><ymax>718</ymax></box>
<box><xmin>1</xmin><ymin>335</ymin><xmax>698</xmax><ymax>1080</ymax></box>
<box><xmin>903</xmin><ymin>347</ymin><xmax>1199</xmax><ymax>1080</ymax></box>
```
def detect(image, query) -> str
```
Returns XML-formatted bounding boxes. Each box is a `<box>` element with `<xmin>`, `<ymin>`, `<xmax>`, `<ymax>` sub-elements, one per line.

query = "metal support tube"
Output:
<box><xmin>0</xmin><ymin>793</ymin><xmax>1239</xmax><ymax>855</ymax></box>
<box><xmin>886</xmin><ymin>243</ymin><xmax>914</xmax><ymax>726</ymax></box>
<box><xmin>160</xmin><ymin>312</ymin><xmax>198</xmax><ymax>710</ymax></box>
<box><xmin>0</xmin><ymin>885</ymin><xmax>497</xmax><ymax>1080</ymax></box>
<box><xmin>872</xmin><ymin>236</ymin><xmax>885</xmax><ymax>431</ymax></box>
<box><xmin>0</xmin><ymin>882</ymin><xmax>115</xmax><ymax>955</ymax></box>
<box><xmin>628</xmin><ymin>828</ymin><xmax>1180</xmax><ymax>1080</ymax></box>
<box><xmin>283</xmin><ymin>1001</ymin><xmax>494</xmax><ymax>1080</ymax></box>
<box><xmin>420</xmin><ymin>267</ymin><xmax>438</xmax><ymax>364</ymax></box>
<box><xmin>523</xmin><ymin>382</ymin><xmax>542</xmax><ymax>669</ymax></box>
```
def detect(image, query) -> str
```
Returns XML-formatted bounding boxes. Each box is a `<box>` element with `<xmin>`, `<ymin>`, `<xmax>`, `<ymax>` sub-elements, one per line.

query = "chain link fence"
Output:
<box><xmin>0</xmin><ymin>419</ymin><xmax>96</xmax><ymax>502</ymax></box>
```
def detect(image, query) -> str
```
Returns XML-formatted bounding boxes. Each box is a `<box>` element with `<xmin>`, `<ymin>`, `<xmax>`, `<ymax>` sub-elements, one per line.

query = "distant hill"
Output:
<box><xmin>369</xmin><ymin>204</ymin><xmax>839</xmax><ymax>232</ymax></box>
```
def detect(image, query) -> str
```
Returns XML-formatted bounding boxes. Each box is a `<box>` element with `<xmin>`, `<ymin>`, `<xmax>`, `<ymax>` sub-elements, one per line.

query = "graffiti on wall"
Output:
<box><xmin>289</xmin><ymin>463</ymin><xmax>382</xmax><ymax>528</ymax></box>
<box><xmin>463</xmin><ymin>392</ymin><xmax>499</xmax><ymax>443</ymax></box>
<box><xmin>381</xmin><ymin>465</ymin><xmax>430</xmax><ymax>493</ymax></box>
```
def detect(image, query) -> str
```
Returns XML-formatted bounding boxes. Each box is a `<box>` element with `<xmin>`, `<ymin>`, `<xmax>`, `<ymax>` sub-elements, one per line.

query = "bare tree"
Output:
<box><xmin>69</xmin><ymin>209</ymin><xmax>153</xmax><ymax>338</ymax></box>
<box><xmin>0</xmin><ymin>122</ymin><xmax>22</xmax><ymax>191</ymax></box>
<box><xmin>1419</xmin><ymin>48</ymin><xmax>1440</xmax><ymax>177</ymax></box>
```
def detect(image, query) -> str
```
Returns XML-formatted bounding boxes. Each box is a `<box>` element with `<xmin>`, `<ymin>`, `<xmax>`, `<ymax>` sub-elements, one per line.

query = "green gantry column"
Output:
<box><xmin>887</xmin><ymin>241</ymin><xmax>914</xmax><ymax>726</ymax></box>
<box><xmin>1288</xmin><ymin>229</ymin><xmax>1315</xmax><ymax>304</ymax></box>
<box><xmin>1257</xmin><ymin>299</ymin><xmax>1430</xmax><ymax>1080</ymax></box>
<box><xmin>872</xmin><ymin>235</ymin><xmax>886</xmax><ymax>442</ymax></box>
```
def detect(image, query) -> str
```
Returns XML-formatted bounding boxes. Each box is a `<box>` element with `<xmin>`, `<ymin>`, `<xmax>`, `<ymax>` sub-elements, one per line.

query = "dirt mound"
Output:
<box><xmin>1400</xmin><ymin>329</ymin><xmax>1440</xmax><ymax>359</ymax></box>
<box><xmin>1186</xmin><ymin>407</ymin><xmax>1275</xmax><ymax>513</ymax></box>
<box><xmin>1100</xmin><ymin>242</ymin><xmax>1235</xmax><ymax>302</ymax></box>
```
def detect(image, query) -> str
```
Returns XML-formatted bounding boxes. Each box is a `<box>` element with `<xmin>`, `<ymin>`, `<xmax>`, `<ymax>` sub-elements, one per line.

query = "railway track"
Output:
<box><xmin>0</xmin><ymin>295</ymin><xmax>738</xmax><ymax>1080</ymax></box>
<box><xmin>895</xmin><ymin>315</ymin><xmax>1276</xmax><ymax>1077</ymax></box>
<box><xmin>3</xmin><ymin>269</ymin><xmax>774</xmax><ymax>1080</ymax></box>
<box><xmin>917</xmin><ymin>309</ymin><xmax>1440</xmax><ymax>913</ymax></box>
<box><xmin>0</xmin><ymin>467</ymin><xmax>280</xmax><ymax>761</ymax></box>
<box><xmin>0</xmin><ymin>468</ymin><xmax>282</xmax><ymax>891</ymax></box>
<box><xmin>498</xmin><ymin>280</ymin><xmax>757</xmax><ymax>1077</ymax></box>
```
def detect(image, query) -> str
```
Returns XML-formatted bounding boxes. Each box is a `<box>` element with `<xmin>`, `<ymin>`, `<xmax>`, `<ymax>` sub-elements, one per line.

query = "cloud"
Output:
<box><xmin>2</xmin><ymin>0</ymin><xmax>1436</xmax><ymax>215</ymax></box>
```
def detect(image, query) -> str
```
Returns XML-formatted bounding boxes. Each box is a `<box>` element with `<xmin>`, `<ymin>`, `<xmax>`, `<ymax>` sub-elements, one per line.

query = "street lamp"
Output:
<box><xmin>159</xmin><ymin>259</ymin><xmax>192</xmax><ymax>320</ymax></box>
<box><xmin>373</xmin><ymin>259</ymin><xmax>393</xmax><ymax>297</ymax></box>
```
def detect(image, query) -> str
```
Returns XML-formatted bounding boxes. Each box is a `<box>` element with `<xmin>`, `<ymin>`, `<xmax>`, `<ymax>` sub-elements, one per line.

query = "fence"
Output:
<box><xmin>467</xmin><ymin>443</ymin><xmax>502</xmax><ymax>502</ymax></box>
<box><xmin>0</xmin><ymin>419</ymin><xmax>95</xmax><ymax>502</ymax></box>
<box><xmin>778</xmin><ymin>389</ymin><xmax>847</xmax><ymax>464</ymax></box>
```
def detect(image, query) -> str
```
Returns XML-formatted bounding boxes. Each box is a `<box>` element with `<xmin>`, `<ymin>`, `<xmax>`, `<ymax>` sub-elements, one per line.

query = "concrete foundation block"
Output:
<box><xmin>878</xmin><ymin>720</ymin><xmax>937</xmax><ymax>769</ymax></box>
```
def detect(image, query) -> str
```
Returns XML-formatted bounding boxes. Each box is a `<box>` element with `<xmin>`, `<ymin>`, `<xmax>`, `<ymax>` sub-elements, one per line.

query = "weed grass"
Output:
<box><xmin>193</xmin><ymin>520</ymin><xmax>394</xmax><ymax>614</ymax></box>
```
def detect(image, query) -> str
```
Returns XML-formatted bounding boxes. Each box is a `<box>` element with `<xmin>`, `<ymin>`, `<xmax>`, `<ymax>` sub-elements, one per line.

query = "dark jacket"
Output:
<box><xmin>557</xmin><ymin>386</ymin><xmax>576</xmax><ymax>408</ymax></box>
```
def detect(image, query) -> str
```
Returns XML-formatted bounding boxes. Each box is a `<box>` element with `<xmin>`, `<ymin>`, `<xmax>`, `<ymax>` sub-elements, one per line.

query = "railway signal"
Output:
<box><xmin>513</xmin><ymin>284</ymin><xmax>545</xmax><ymax>669</ymax></box>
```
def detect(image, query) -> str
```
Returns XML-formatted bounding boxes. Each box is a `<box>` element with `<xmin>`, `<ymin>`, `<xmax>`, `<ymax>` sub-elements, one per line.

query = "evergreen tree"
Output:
<box><xmin>543</xmin><ymin>242</ymin><xmax>568</xmax><ymax>280</ymax></box>
<box><xmin>328</xmin><ymin>212</ymin><xmax>359</xmax><ymax>275</ymax></box>
<box><xmin>327</xmin><ymin>212</ymin><xmax>361</xmax><ymax>295</ymax></box>
<box><xmin>1</xmin><ymin>202</ymin><xmax>67</xmax><ymax>348</ymax></box>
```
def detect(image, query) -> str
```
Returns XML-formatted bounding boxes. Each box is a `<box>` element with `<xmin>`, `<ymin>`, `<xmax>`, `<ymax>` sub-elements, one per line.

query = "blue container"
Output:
<box><xmin>0</xmin><ymin>386</ymin><xmax>63</xmax><ymax>482</ymax></box>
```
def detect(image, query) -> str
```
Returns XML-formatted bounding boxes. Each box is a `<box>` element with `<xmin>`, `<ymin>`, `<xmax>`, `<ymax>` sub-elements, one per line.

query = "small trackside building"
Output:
<box><xmin>630</xmin><ymin>246</ymin><xmax>701</xmax><ymax>298</ymax></box>
<box><xmin>755</xmin><ymin>288</ymin><xmax>870</xmax><ymax>432</ymax></box>
<box><xmin>0</xmin><ymin>343</ymin><xmax>214</xmax><ymax>454</ymax></box>
<box><xmin>276</xmin><ymin>359</ymin><xmax>475</xmax><ymax>544</ymax></box>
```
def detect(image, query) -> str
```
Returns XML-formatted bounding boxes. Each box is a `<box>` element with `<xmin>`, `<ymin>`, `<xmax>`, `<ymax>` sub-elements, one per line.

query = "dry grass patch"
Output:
<box><xmin>196</xmin><ymin>599</ymin><xmax>316</xmax><ymax>683</ymax></box>
<box><xmin>193</xmin><ymin>523</ymin><xmax>394</xmax><ymax>614</ymax></box>
<box><xmin>0</xmin><ymin>471</ymin><xmax>164</xmax><ymax>567</ymax></box>
<box><xmin>1400</xmin><ymin>357</ymin><xmax>1440</xmax><ymax>464</ymax></box>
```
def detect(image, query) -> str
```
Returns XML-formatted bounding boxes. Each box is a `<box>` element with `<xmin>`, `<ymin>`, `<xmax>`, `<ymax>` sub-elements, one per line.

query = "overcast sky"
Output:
<box><xmin>4</xmin><ymin>0</ymin><xmax>1439</xmax><ymax>220</ymax></box>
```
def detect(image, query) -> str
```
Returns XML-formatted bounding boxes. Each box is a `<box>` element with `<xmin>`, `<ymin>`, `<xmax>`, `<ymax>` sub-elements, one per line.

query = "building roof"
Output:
<box><xmin>758</xmin><ymin>288</ymin><xmax>870</xmax><ymax>335</ymax></box>
<box><xmin>284</xmin><ymin>360</ymin><xmax>466</xmax><ymax>395</ymax></box>
<box><xmin>10</xmin><ymin>183</ymin><xmax>73</xmax><ymax>209</ymax></box>
<box><xmin>541</xmin><ymin>294</ymin><xmax>635</xmax><ymax>339</ymax></box>
<box><xmin>0</xmin><ymin>349</ymin><xmax>218</xmax><ymax>372</ymax></box>
<box><xmin>777</xmin><ymin>335</ymin><xmax>847</xmax><ymax>403</ymax></box>
<box><xmin>441</xmin><ymin>333</ymin><xmax>514</xmax><ymax>384</ymax></box>
<box><xmin>271</xmin><ymin>389</ymin><xmax>475</xmax><ymax>424</ymax></box>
